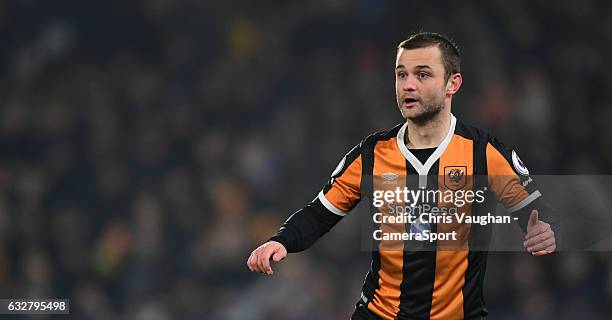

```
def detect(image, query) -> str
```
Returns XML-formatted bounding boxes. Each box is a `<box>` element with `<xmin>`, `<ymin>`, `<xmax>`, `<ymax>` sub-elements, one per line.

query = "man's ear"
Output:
<box><xmin>446</xmin><ymin>73</ymin><xmax>462</xmax><ymax>95</ymax></box>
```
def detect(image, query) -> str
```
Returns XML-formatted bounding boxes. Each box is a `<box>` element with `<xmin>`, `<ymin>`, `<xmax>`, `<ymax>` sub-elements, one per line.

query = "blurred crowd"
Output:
<box><xmin>0</xmin><ymin>0</ymin><xmax>611</xmax><ymax>319</ymax></box>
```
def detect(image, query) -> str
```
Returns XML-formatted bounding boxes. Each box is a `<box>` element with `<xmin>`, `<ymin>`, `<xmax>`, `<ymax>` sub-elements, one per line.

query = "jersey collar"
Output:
<box><xmin>396</xmin><ymin>114</ymin><xmax>457</xmax><ymax>188</ymax></box>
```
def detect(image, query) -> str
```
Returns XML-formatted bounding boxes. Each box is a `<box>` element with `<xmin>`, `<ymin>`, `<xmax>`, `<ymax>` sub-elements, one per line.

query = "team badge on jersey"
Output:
<box><xmin>511</xmin><ymin>150</ymin><xmax>529</xmax><ymax>176</ymax></box>
<box><xmin>444</xmin><ymin>166</ymin><xmax>467</xmax><ymax>190</ymax></box>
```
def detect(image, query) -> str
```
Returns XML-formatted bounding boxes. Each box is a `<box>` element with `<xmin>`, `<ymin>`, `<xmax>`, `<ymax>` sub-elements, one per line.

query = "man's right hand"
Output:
<box><xmin>246</xmin><ymin>241</ymin><xmax>287</xmax><ymax>275</ymax></box>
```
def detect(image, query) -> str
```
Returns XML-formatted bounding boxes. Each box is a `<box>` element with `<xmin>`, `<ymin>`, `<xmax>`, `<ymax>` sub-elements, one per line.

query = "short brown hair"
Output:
<box><xmin>397</xmin><ymin>32</ymin><xmax>461</xmax><ymax>81</ymax></box>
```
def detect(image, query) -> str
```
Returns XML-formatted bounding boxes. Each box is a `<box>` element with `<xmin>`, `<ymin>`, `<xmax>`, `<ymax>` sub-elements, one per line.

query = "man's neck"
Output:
<box><xmin>404</xmin><ymin>112</ymin><xmax>451</xmax><ymax>149</ymax></box>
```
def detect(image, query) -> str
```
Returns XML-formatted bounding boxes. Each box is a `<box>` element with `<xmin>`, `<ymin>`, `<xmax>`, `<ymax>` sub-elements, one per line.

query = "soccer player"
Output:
<box><xmin>246</xmin><ymin>32</ymin><xmax>557</xmax><ymax>320</ymax></box>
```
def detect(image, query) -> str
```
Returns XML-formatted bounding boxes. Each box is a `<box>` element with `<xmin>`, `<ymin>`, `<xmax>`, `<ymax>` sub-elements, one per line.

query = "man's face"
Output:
<box><xmin>395</xmin><ymin>46</ymin><xmax>449</xmax><ymax>122</ymax></box>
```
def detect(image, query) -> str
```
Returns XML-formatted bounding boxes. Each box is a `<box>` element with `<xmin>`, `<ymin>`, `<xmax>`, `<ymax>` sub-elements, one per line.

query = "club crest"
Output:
<box><xmin>444</xmin><ymin>166</ymin><xmax>467</xmax><ymax>190</ymax></box>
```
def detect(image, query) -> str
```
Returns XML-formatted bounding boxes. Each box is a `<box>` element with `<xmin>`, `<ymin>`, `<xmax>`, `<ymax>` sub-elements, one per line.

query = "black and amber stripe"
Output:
<box><xmin>360</xmin><ymin>120</ymin><xmax>494</xmax><ymax>319</ymax></box>
<box><xmin>346</xmin><ymin>118</ymin><xmax>539</xmax><ymax>319</ymax></box>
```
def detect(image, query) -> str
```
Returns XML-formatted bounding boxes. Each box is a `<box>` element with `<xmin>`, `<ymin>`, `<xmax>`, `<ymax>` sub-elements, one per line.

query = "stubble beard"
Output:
<box><xmin>398</xmin><ymin>91</ymin><xmax>446</xmax><ymax>125</ymax></box>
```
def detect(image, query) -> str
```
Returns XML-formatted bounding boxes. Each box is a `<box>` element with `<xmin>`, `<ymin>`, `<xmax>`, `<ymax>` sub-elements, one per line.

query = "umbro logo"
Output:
<box><xmin>381</xmin><ymin>172</ymin><xmax>398</xmax><ymax>182</ymax></box>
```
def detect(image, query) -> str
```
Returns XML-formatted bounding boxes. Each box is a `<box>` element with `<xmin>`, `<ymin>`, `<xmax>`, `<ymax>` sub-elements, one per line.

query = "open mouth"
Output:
<box><xmin>403</xmin><ymin>97</ymin><xmax>419</xmax><ymax>105</ymax></box>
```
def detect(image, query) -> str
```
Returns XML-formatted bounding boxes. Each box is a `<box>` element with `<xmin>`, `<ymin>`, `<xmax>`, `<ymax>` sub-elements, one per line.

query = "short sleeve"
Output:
<box><xmin>318</xmin><ymin>145</ymin><xmax>362</xmax><ymax>216</ymax></box>
<box><xmin>486</xmin><ymin>137</ymin><xmax>541</xmax><ymax>213</ymax></box>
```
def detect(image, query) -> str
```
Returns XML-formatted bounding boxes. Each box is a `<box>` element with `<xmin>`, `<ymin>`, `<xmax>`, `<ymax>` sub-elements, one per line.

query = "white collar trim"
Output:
<box><xmin>396</xmin><ymin>114</ymin><xmax>457</xmax><ymax>188</ymax></box>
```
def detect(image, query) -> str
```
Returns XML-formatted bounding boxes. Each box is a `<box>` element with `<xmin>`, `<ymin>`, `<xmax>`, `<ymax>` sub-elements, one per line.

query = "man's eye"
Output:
<box><xmin>397</xmin><ymin>72</ymin><xmax>407</xmax><ymax>79</ymax></box>
<box><xmin>418</xmin><ymin>72</ymin><xmax>429</xmax><ymax>79</ymax></box>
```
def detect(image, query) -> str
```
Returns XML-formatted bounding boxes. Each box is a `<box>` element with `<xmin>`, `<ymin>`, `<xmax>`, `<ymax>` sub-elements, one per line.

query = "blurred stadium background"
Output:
<box><xmin>0</xmin><ymin>0</ymin><xmax>611</xmax><ymax>319</ymax></box>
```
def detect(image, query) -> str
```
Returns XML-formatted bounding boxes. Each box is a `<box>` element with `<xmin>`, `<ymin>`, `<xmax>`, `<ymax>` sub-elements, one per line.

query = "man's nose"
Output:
<box><xmin>402</xmin><ymin>75</ymin><xmax>417</xmax><ymax>91</ymax></box>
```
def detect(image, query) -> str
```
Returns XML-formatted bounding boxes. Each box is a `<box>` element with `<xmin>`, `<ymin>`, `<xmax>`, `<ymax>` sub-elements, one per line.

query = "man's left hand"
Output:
<box><xmin>523</xmin><ymin>209</ymin><xmax>556</xmax><ymax>256</ymax></box>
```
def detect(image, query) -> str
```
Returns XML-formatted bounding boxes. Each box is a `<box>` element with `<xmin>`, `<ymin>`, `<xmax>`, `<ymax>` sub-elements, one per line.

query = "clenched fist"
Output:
<box><xmin>247</xmin><ymin>241</ymin><xmax>287</xmax><ymax>275</ymax></box>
